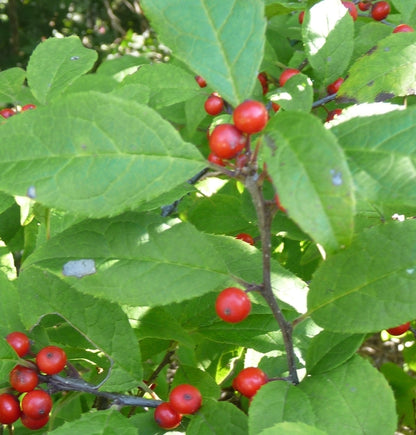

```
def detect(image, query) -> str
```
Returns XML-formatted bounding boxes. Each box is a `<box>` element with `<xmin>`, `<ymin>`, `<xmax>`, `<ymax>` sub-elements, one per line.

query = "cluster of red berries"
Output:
<box><xmin>0</xmin><ymin>104</ymin><xmax>36</xmax><ymax>119</ymax></box>
<box><xmin>154</xmin><ymin>384</ymin><xmax>202</xmax><ymax>430</ymax></box>
<box><xmin>0</xmin><ymin>331</ymin><xmax>67</xmax><ymax>430</ymax></box>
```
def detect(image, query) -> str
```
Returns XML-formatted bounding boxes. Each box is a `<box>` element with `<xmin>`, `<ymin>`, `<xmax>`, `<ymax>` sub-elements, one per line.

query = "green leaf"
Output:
<box><xmin>259</xmin><ymin>422</ymin><xmax>327</xmax><ymax>435</ymax></box>
<box><xmin>48</xmin><ymin>409</ymin><xmax>137</xmax><ymax>435</ymax></box>
<box><xmin>0</xmin><ymin>272</ymin><xmax>25</xmax><ymax>335</ymax></box>
<box><xmin>140</xmin><ymin>0</ymin><xmax>266</xmax><ymax>106</ymax></box>
<box><xmin>0</xmin><ymin>338</ymin><xmax>19</xmax><ymax>383</ymax></box>
<box><xmin>303</xmin><ymin>0</ymin><xmax>354</xmax><ymax>83</ymax></box>
<box><xmin>172</xmin><ymin>365</ymin><xmax>221</xmax><ymax>400</ymax></box>
<box><xmin>299</xmin><ymin>356</ymin><xmax>397</xmax><ymax>435</ymax></box>
<box><xmin>0</xmin><ymin>67</ymin><xmax>26</xmax><ymax>104</ymax></box>
<box><xmin>27</xmin><ymin>36</ymin><xmax>98</xmax><ymax>104</ymax></box>
<box><xmin>23</xmin><ymin>213</ymin><xmax>230</xmax><ymax>307</ymax></box>
<box><xmin>18</xmin><ymin>267</ymin><xmax>143</xmax><ymax>391</ymax></box>
<box><xmin>269</xmin><ymin>73</ymin><xmax>313</xmax><ymax>112</ymax></box>
<box><xmin>0</xmin><ymin>91</ymin><xmax>205</xmax><ymax>218</ymax></box>
<box><xmin>339</xmin><ymin>33</ymin><xmax>416</xmax><ymax>103</ymax></box>
<box><xmin>187</xmin><ymin>398</ymin><xmax>248</xmax><ymax>435</ymax></box>
<box><xmin>264</xmin><ymin>111</ymin><xmax>355</xmax><ymax>253</ymax></box>
<box><xmin>96</xmin><ymin>55</ymin><xmax>150</xmax><ymax>81</ymax></box>
<box><xmin>307</xmin><ymin>220</ymin><xmax>416</xmax><ymax>333</ymax></box>
<box><xmin>248</xmin><ymin>381</ymin><xmax>315</xmax><ymax>434</ymax></box>
<box><xmin>330</xmin><ymin>106</ymin><xmax>416</xmax><ymax>211</ymax></box>
<box><xmin>305</xmin><ymin>331</ymin><xmax>365</xmax><ymax>374</ymax></box>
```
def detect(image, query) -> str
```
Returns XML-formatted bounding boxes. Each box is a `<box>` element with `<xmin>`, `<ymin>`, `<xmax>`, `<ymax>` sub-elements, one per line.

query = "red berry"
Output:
<box><xmin>235</xmin><ymin>233</ymin><xmax>254</xmax><ymax>245</ymax></box>
<box><xmin>274</xmin><ymin>194</ymin><xmax>287</xmax><ymax>213</ymax></box>
<box><xmin>0</xmin><ymin>108</ymin><xmax>15</xmax><ymax>119</ymax></box>
<box><xmin>342</xmin><ymin>1</ymin><xmax>358</xmax><ymax>20</ymax></box>
<box><xmin>215</xmin><ymin>287</ymin><xmax>251</xmax><ymax>323</ymax></box>
<box><xmin>326</xmin><ymin>109</ymin><xmax>343</xmax><ymax>122</ymax></box>
<box><xmin>169</xmin><ymin>384</ymin><xmax>202</xmax><ymax>415</ymax></box>
<box><xmin>204</xmin><ymin>94</ymin><xmax>224</xmax><ymax>116</ymax></box>
<box><xmin>209</xmin><ymin>124</ymin><xmax>246</xmax><ymax>159</ymax></box>
<box><xmin>386</xmin><ymin>322</ymin><xmax>410</xmax><ymax>336</ymax></box>
<box><xmin>22</xmin><ymin>390</ymin><xmax>53</xmax><ymax>420</ymax></box>
<box><xmin>271</xmin><ymin>102</ymin><xmax>280</xmax><ymax>112</ymax></box>
<box><xmin>36</xmin><ymin>346</ymin><xmax>67</xmax><ymax>375</ymax></box>
<box><xmin>298</xmin><ymin>11</ymin><xmax>305</xmax><ymax>24</ymax></box>
<box><xmin>9</xmin><ymin>365</ymin><xmax>38</xmax><ymax>393</ymax></box>
<box><xmin>393</xmin><ymin>24</ymin><xmax>414</xmax><ymax>33</ymax></box>
<box><xmin>21</xmin><ymin>413</ymin><xmax>50</xmax><ymax>430</ymax></box>
<box><xmin>207</xmin><ymin>152</ymin><xmax>226</xmax><ymax>166</ymax></box>
<box><xmin>6</xmin><ymin>331</ymin><xmax>30</xmax><ymax>357</ymax></box>
<box><xmin>257</xmin><ymin>72</ymin><xmax>268</xmax><ymax>95</ymax></box>
<box><xmin>233</xmin><ymin>100</ymin><xmax>268</xmax><ymax>134</ymax></box>
<box><xmin>195</xmin><ymin>75</ymin><xmax>207</xmax><ymax>88</ymax></box>
<box><xmin>21</xmin><ymin>104</ymin><xmax>36</xmax><ymax>111</ymax></box>
<box><xmin>326</xmin><ymin>77</ymin><xmax>344</xmax><ymax>95</ymax></box>
<box><xmin>235</xmin><ymin>152</ymin><xmax>249</xmax><ymax>168</ymax></box>
<box><xmin>371</xmin><ymin>1</ymin><xmax>390</xmax><ymax>21</ymax></box>
<box><xmin>154</xmin><ymin>402</ymin><xmax>182</xmax><ymax>430</ymax></box>
<box><xmin>358</xmin><ymin>1</ymin><xmax>371</xmax><ymax>11</ymax></box>
<box><xmin>232</xmin><ymin>367</ymin><xmax>268</xmax><ymax>398</ymax></box>
<box><xmin>279</xmin><ymin>68</ymin><xmax>300</xmax><ymax>87</ymax></box>
<box><xmin>0</xmin><ymin>393</ymin><xmax>21</xmax><ymax>424</ymax></box>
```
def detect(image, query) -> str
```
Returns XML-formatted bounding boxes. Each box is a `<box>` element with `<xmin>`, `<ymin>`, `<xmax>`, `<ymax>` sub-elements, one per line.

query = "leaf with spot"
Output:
<box><xmin>140</xmin><ymin>0</ymin><xmax>266</xmax><ymax>106</ymax></box>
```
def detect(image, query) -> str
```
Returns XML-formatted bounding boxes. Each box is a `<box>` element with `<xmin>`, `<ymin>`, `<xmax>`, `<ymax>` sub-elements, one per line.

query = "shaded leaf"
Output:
<box><xmin>0</xmin><ymin>67</ymin><xmax>26</xmax><ymax>104</ymax></box>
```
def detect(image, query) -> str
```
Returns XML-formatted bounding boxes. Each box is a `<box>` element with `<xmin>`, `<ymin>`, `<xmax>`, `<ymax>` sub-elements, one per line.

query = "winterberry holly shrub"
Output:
<box><xmin>0</xmin><ymin>0</ymin><xmax>416</xmax><ymax>433</ymax></box>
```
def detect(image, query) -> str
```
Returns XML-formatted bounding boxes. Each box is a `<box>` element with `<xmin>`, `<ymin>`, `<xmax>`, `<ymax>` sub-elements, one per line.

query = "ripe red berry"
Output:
<box><xmin>235</xmin><ymin>233</ymin><xmax>254</xmax><ymax>245</ymax></box>
<box><xmin>386</xmin><ymin>322</ymin><xmax>410</xmax><ymax>336</ymax></box>
<box><xmin>209</xmin><ymin>124</ymin><xmax>246</xmax><ymax>159</ymax></box>
<box><xmin>236</xmin><ymin>152</ymin><xmax>249</xmax><ymax>168</ymax></box>
<box><xmin>207</xmin><ymin>152</ymin><xmax>226</xmax><ymax>167</ymax></box>
<box><xmin>21</xmin><ymin>104</ymin><xmax>36</xmax><ymax>111</ymax></box>
<box><xmin>6</xmin><ymin>331</ymin><xmax>30</xmax><ymax>357</ymax></box>
<box><xmin>358</xmin><ymin>1</ymin><xmax>371</xmax><ymax>11</ymax></box>
<box><xmin>298</xmin><ymin>11</ymin><xmax>305</xmax><ymax>24</ymax></box>
<box><xmin>0</xmin><ymin>393</ymin><xmax>21</xmax><ymax>424</ymax></box>
<box><xmin>154</xmin><ymin>402</ymin><xmax>182</xmax><ymax>430</ymax></box>
<box><xmin>169</xmin><ymin>384</ymin><xmax>202</xmax><ymax>414</ymax></box>
<box><xmin>393</xmin><ymin>24</ymin><xmax>414</xmax><ymax>33</ymax></box>
<box><xmin>195</xmin><ymin>75</ymin><xmax>207</xmax><ymax>88</ymax></box>
<box><xmin>233</xmin><ymin>100</ymin><xmax>268</xmax><ymax>134</ymax></box>
<box><xmin>271</xmin><ymin>102</ymin><xmax>280</xmax><ymax>112</ymax></box>
<box><xmin>326</xmin><ymin>108</ymin><xmax>343</xmax><ymax>122</ymax></box>
<box><xmin>215</xmin><ymin>287</ymin><xmax>251</xmax><ymax>323</ymax></box>
<box><xmin>257</xmin><ymin>72</ymin><xmax>268</xmax><ymax>95</ymax></box>
<box><xmin>0</xmin><ymin>108</ymin><xmax>15</xmax><ymax>119</ymax></box>
<box><xmin>204</xmin><ymin>94</ymin><xmax>224</xmax><ymax>116</ymax></box>
<box><xmin>232</xmin><ymin>367</ymin><xmax>268</xmax><ymax>398</ymax></box>
<box><xmin>22</xmin><ymin>390</ymin><xmax>53</xmax><ymax>420</ymax></box>
<box><xmin>279</xmin><ymin>68</ymin><xmax>300</xmax><ymax>87</ymax></box>
<box><xmin>36</xmin><ymin>346</ymin><xmax>67</xmax><ymax>375</ymax></box>
<box><xmin>9</xmin><ymin>365</ymin><xmax>39</xmax><ymax>393</ymax></box>
<box><xmin>342</xmin><ymin>1</ymin><xmax>358</xmax><ymax>20</ymax></box>
<box><xmin>21</xmin><ymin>413</ymin><xmax>50</xmax><ymax>430</ymax></box>
<box><xmin>326</xmin><ymin>77</ymin><xmax>344</xmax><ymax>95</ymax></box>
<box><xmin>371</xmin><ymin>1</ymin><xmax>390</xmax><ymax>21</ymax></box>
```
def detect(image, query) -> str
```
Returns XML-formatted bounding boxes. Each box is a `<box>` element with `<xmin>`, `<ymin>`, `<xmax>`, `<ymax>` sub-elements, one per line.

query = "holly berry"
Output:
<box><xmin>257</xmin><ymin>72</ymin><xmax>268</xmax><ymax>95</ymax></box>
<box><xmin>6</xmin><ymin>331</ymin><xmax>30</xmax><ymax>357</ymax></box>
<box><xmin>169</xmin><ymin>384</ymin><xmax>202</xmax><ymax>414</ymax></box>
<box><xmin>0</xmin><ymin>108</ymin><xmax>15</xmax><ymax>119</ymax></box>
<box><xmin>204</xmin><ymin>94</ymin><xmax>224</xmax><ymax>116</ymax></box>
<box><xmin>21</xmin><ymin>104</ymin><xmax>36</xmax><ymax>111</ymax></box>
<box><xmin>326</xmin><ymin>77</ymin><xmax>344</xmax><ymax>95</ymax></box>
<box><xmin>326</xmin><ymin>109</ymin><xmax>343</xmax><ymax>122</ymax></box>
<box><xmin>393</xmin><ymin>24</ymin><xmax>414</xmax><ymax>33</ymax></box>
<box><xmin>215</xmin><ymin>287</ymin><xmax>251</xmax><ymax>323</ymax></box>
<box><xmin>36</xmin><ymin>345</ymin><xmax>67</xmax><ymax>375</ymax></box>
<box><xmin>236</xmin><ymin>152</ymin><xmax>249</xmax><ymax>168</ymax></box>
<box><xmin>271</xmin><ymin>102</ymin><xmax>280</xmax><ymax>112</ymax></box>
<box><xmin>371</xmin><ymin>1</ymin><xmax>390</xmax><ymax>21</ymax></box>
<box><xmin>233</xmin><ymin>100</ymin><xmax>268</xmax><ymax>134</ymax></box>
<box><xmin>9</xmin><ymin>365</ymin><xmax>39</xmax><ymax>393</ymax></box>
<box><xmin>386</xmin><ymin>322</ymin><xmax>410</xmax><ymax>336</ymax></box>
<box><xmin>22</xmin><ymin>390</ymin><xmax>53</xmax><ymax>420</ymax></box>
<box><xmin>279</xmin><ymin>68</ymin><xmax>300</xmax><ymax>87</ymax></box>
<box><xmin>298</xmin><ymin>11</ymin><xmax>305</xmax><ymax>24</ymax></box>
<box><xmin>209</xmin><ymin>124</ymin><xmax>246</xmax><ymax>159</ymax></box>
<box><xmin>342</xmin><ymin>1</ymin><xmax>358</xmax><ymax>20</ymax></box>
<box><xmin>235</xmin><ymin>233</ymin><xmax>254</xmax><ymax>245</ymax></box>
<box><xmin>21</xmin><ymin>413</ymin><xmax>50</xmax><ymax>430</ymax></box>
<box><xmin>208</xmin><ymin>152</ymin><xmax>226</xmax><ymax>167</ymax></box>
<box><xmin>195</xmin><ymin>75</ymin><xmax>207</xmax><ymax>88</ymax></box>
<box><xmin>358</xmin><ymin>1</ymin><xmax>371</xmax><ymax>11</ymax></box>
<box><xmin>0</xmin><ymin>393</ymin><xmax>21</xmax><ymax>424</ymax></box>
<box><xmin>154</xmin><ymin>402</ymin><xmax>182</xmax><ymax>430</ymax></box>
<box><xmin>232</xmin><ymin>367</ymin><xmax>268</xmax><ymax>398</ymax></box>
